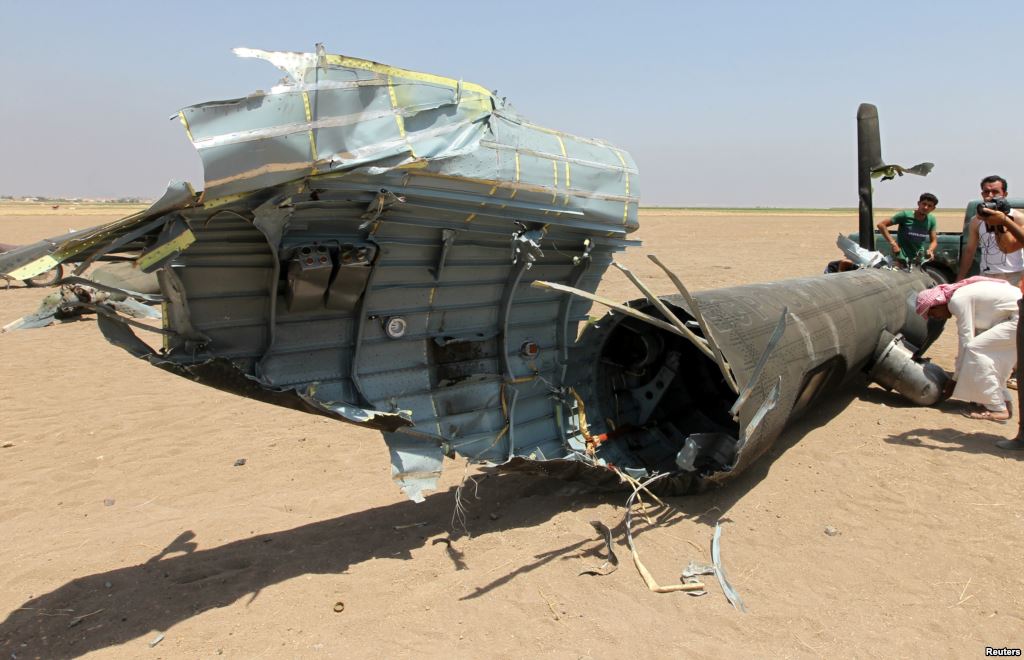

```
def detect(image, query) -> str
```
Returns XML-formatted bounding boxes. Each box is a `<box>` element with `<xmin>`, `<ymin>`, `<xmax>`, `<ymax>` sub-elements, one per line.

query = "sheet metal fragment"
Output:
<box><xmin>681</xmin><ymin>560</ymin><xmax>715</xmax><ymax>596</ymax></box>
<box><xmin>712</xmin><ymin>522</ymin><xmax>746</xmax><ymax>612</ymax></box>
<box><xmin>579</xmin><ymin>521</ymin><xmax>619</xmax><ymax>577</ymax></box>
<box><xmin>611</xmin><ymin>261</ymin><xmax>714</xmax><ymax>359</ymax></box>
<box><xmin>648</xmin><ymin>255</ymin><xmax>738</xmax><ymax>393</ymax></box>
<box><xmin>384</xmin><ymin>431</ymin><xmax>445</xmax><ymax>503</ymax></box>
<box><xmin>531</xmin><ymin>280</ymin><xmax>694</xmax><ymax>345</ymax></box>
<box><xmin>0</xmin><ymin>180</ymin><xmax>196</xmax><ymax>281</ymax></box>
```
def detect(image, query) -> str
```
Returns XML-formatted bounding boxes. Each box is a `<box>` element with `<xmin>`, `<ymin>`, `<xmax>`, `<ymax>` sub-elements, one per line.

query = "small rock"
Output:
<box><xmin>234</xmin><ymin>458</ymin><xmax>247</xmax><ymax>467</ymax></box>
<box><xmin>104</xmin><ymin>581</ymin><xmax>112</xmax><ymax>589</ymax></box>
<box><xmin>1</xmin><ymin>442</ymin><xmax>14</xmax><ymax>448</ymax></box>
<box><xmin>103</xmin><ymin>498</ymin><xmax>115</xmax><ymax>507</ymax></box>
<box><xmin>489</xmin><ymin>512</ymin><xmax>500</xmax><ymax>521</ymax></box>
<box><xmin>824</xmin><ymin>525</ymin><xmax>840</xmax><ymax>537</ymax></box>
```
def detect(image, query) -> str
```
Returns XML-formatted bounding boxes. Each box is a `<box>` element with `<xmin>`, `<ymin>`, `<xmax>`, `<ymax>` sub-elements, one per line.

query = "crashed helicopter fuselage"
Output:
<box><xmin>0</xmin><ymin>48</ymin><xmax>934</xmax><ymax>500</ymax></box>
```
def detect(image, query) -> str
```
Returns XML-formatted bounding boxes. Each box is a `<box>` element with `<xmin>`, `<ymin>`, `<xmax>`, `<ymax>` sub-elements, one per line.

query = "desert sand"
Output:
<box><xmin>1</xmin><ymin>208</ymin><xmax>1021</xmax><ymax>658</ymax></box>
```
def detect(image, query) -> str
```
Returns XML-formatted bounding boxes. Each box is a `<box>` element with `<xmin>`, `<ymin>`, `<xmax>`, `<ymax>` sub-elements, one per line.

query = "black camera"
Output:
<box><xmin>981</xmin><ymin>197</ymin><xmax>1013</xmax><ymax>232</ymax></box>
<box><xmin>979</xmin><ymin>197</ymin><xmax>1012</xmax><ymax>215</ymax></box>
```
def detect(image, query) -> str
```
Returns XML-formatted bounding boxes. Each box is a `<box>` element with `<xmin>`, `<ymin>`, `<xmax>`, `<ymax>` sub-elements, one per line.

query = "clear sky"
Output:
<box><xmin>1</xmin><ymin>0</ymin><xmax>1020</xmax><ymax>209</ymax></box>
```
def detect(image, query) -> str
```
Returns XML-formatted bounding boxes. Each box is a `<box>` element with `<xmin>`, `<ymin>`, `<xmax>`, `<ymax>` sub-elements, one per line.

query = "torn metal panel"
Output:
<box><xmin>0</xmin><ymin>181</ymin><xmax>197</xmax><ymax>281</ymax></box>
<box><xmin>0</xmin><ymin>47</ymin><xmax>639</xmax><ymax>500</ymax></box>
<box><xmin>2</xmin><ymin>281</ymin><xmax>161</xmax><ymax>333</ymax></box>
<box><xmin>183</xmin><ymin>48</ymin><xmax>639</xmax><ymax>235</ymax></box>
<box><xmin>94</xmin><ymin>313</ymin><xmax>413</xmax><ymax>433</ymax></box>
<box><xmin>384</xmin><ymin>431</ymin><xmax>445</xmax><ymax>503</ymax></box>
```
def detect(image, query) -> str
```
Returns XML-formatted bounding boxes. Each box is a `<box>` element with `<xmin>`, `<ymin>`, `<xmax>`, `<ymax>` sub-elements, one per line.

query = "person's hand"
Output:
<box><xmin>986</xmin><ymin>211</ymin><xmax>1013</xmax><ymax>227</ymax></box>
<box><xmin>926</xmin><ymin>248</ymin><xmax>935</xmax><ymax>260</ymax></box>
<box><xmin>888</xmin><ymin>240</ymin><xmax>900</xmax><ymax>254</ymax></box>
<box><xmin>978</xmin><ymin>206</ymin><xmax>1014</xmax><ymax>225</ymax></box>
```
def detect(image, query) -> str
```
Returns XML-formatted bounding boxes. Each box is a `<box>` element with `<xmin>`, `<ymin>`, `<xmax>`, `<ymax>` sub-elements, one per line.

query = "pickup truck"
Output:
<box><xmin>849</xmin><ymin>198</ymin><xmax>1024</xmax><ymax>284</ymax></box>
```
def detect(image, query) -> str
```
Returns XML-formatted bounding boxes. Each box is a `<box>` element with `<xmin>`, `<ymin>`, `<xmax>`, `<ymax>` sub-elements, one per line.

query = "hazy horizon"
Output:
<box><xmin>2</xmin><ymin>0</ymin><xmax>1021</xmax><ymax>210</ymax></box>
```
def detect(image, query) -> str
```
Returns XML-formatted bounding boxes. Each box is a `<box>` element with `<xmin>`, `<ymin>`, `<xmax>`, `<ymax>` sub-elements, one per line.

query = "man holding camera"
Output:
<box><xmin>956</xmin><ymin>175</ymin><xmax>1024</xmax><ymax>285</ymax></box>
<box><xmin>973</xmin><ymin>209</ymin><xmax>1024</xmax><ymax>449</ymax></box>
<box><xmin>877</xmin><ymin>192</ymin><xmax>939</xmax><ymax>267</ymax></box>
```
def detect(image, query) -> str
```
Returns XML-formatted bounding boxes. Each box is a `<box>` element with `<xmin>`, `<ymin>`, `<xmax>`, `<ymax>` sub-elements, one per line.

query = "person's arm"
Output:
<box><xmin>982</xmin><ymin>208</ymin><xmax>1024</xmax><ymax>253</ymax></box>
<box><xmin>948</xmin><ymin>290</ymin><xmax>976</xmax><ymax>378</ymax></box>
<box><xmin>925</xmin><ymin>215</ymin><xmax>938</xmax><ymax>260</ymax></box>
<box><xmin>956</xmin><ymin>218</ymin><xmax>981</xmax><ymax>281</ymax></box>
<box><xmin>877</xmin><ymin>218</ymin><xmax>900</xmax><ymax>255</ymax></box>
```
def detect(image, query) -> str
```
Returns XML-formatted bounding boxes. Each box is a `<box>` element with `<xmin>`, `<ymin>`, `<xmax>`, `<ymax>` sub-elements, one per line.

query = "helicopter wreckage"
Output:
<box><xmin>0</xmin><ymin>48</ymin><xmax>944</xmax><ymax>501</ymax></box>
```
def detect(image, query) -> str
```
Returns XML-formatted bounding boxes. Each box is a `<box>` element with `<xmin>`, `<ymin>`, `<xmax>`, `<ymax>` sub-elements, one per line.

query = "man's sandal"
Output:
<box><xmin>962</xmin><ymin>409</ymin><xmax>1010</xmax><ymax>424</ymax></box>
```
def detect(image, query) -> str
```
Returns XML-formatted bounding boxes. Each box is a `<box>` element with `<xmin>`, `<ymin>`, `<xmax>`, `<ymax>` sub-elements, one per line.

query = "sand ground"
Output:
<box><xmin>0</xmin><ymin>209</ymin><xmax>1021</xmax><ymax>658</ymax></box>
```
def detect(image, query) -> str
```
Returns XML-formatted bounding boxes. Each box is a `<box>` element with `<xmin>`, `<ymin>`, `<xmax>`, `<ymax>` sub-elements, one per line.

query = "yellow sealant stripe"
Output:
<box><xmin>387</xmin><ymin>76</ymin><xmax>407</xmax><ymax>139</ymax></box>
<box><xmin>202</xmin><ymin>189</ymin><xmax>257</xmax><ymax>209</ymax></box>
<box><xmin>509</xmin><ymin>151</ymin><xmax>520</xmax><ymax>199</ymax></box>
<box><xmin>424</xmin><ymin>282</ymin><xmax>442</xmax><ymax>436</ymax></box>
<box><xmin>6</xmin><ymin>255</ymin><xmax>59</xmax><ymax>281</ymax></box>
<box><xmin>6</xmin><ymin>204</ymin><xmax>202</xmax><ymax>279</ymax></box>
<box><xmin>178</xmin><ymin>111</ymin><xmax>195</xmax><ymax>142</ymax></box>
<box><xmin>470</xmin><ymin>180</ymin><xmax>499</xmax><ymax>219</ymax></box>
<box><xmin>612</xmin><ymin>149</ymin><xmax>630</xmax><ymax>225</ymax></box>
<box><xmin>550</xmin><ymin>160</ymin><xmax>559</xmax><ymax>205</ymax></box>
<box><xmin>323</xmin><ymin>54</ymin><xmax>493</xmax><ymax>98</ymax></box>
<box><xmin>301</xmin><ymin>91</ymin><xmax>312</xmax><ymax>121</ymax></box>
<box><xmin>302</xmin><ymin>91</ymin><xmax>319</xmax><ymax>172</ymax></box>
<box><xmin>556</xmin><ymin>135</ymin><xmax>570</xmax><ymax>205</ymax></box>
<box><xmin>307</xmin><ymin>128</ymin><xmax>319</xmax><ymax>173</ymax></box>
<box><xmin>387</xmin><ymin>75</ymin><xmax>419</xmax><ymax>160</ymax></box>
<box><xmin>135</xmin><ymin>229</ymin><xmax>197</xmax><ymax>270</ymax></box>
<box><xmin>480</xmin><ymin>140</ymin><xmax>638</xmax><ymax>174</ymax></box>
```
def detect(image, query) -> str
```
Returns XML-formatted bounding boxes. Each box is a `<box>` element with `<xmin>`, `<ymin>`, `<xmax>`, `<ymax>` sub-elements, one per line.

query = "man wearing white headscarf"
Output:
<box><xmin>917</xmin><ymin>278</ymin><xmax>1021</xmax><ymax>422</ymax></box>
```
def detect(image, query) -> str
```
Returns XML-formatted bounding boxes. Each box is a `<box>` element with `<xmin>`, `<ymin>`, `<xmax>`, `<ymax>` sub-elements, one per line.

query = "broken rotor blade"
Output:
<box><xmin>904</xmin><ymin>162</ymin><xmax>934</xmax><ymax>177</ymax></box>
<box><xmin>610</xmin><ymin>261</ymin><xmax>714</xmax><ymax>358</ymax></box>
<box><xmin>530</xmin><ymin>280</ymin><xmax>711</xmax><ymax>358</ymax></box>
<box><xmin>728</xmin><ymin>306</ymin><xmax>788</xmax><ymax>420</ymax></box>
<box><xmin>647</xmin><ymin>255</ymin><xmax>738</xmax><ymax>393</ymax></box>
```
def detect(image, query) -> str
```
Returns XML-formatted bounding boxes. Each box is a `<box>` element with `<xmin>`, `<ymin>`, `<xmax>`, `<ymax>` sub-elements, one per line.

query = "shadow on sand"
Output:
<box><xmin>0</xmin><ymin>382</ymin><xmax>863</xmax><ymax>658</ymax></box>
<box><xmin>885</xmin><ymin>426</ymin><xmax>1024</xmax><ymax>458</ymax></box>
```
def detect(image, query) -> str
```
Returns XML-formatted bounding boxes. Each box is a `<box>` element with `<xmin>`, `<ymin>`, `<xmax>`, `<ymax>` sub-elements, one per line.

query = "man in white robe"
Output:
<box><xmin>920</xmin><ymin>280</ymin><xmax>1021</xmax><ymax>422</ymax></box>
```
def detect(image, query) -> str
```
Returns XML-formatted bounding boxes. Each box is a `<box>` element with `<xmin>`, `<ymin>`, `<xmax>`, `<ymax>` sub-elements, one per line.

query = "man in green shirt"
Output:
<box><xmin>877</xmin><ymin>193</ymin><xmax>939</xmax><ymax>267</ymax></box>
